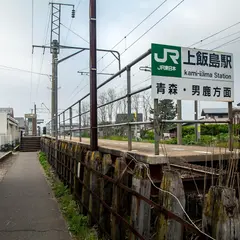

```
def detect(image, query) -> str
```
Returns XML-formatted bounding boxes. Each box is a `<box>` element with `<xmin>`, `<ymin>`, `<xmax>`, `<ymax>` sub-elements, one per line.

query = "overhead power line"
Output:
<box><xmin>36</xmin><ymin>5</ymin><xmax>51</xmax><ymax>97</ymax></box>
<box><xmin>30</xmin><ymin>0</ymin><xmax>34</xmax><ymax>105</ymax></box>
<box><xmin>100</xmin><ymin>0</ymin><xmax>185</xmax><ymax>73</ymax></box>
<box><xmin>189</xmin><ymin>21</ymin><xmax>240</xmax><ymax>48</ymax></box>
<box><xmin>98</xmin><ymin>0</ymin><xmax>168</xmax><ymax>62</ymax></box>
<box><xmin>76</xmin><ymin>0</ymin><xmax>168</xmax><ymax>73</ymax></box>
<box><xmin>0</xmin><ymin>64</ymin><xmax>51</xmax><ymax>77</ymax></box>
<box><xmin>64</xmin><ymin>0</ymin><xmax>84</xmax><ymax>44</ymax></box>
<box><xmin>61</xmin><ymin>23</ymin><xmax>89</xmax><ymax>43</ymax></box>
<box><xmin>200</xmin><ymin>30</ymin><xmax>240</xmax><ymax>48</ymax></box>
<box><xmin>211</xmin><ymin>35</ymin><xmax>240</xmax><ymax>50</ymax></box>
<box><xmin>70</xmin><ymin>82</ymin><xmax>89</xmax><ymax>100</ymax></box>
<box><xmin>69</xmin><ymin>0</ymin><xmax>169</xmax><ymax>100</ymax></box>
<box><xmin>69</xmin><ymin>0</ymin><xmax>184</xmax><ymax>103</ymax></box>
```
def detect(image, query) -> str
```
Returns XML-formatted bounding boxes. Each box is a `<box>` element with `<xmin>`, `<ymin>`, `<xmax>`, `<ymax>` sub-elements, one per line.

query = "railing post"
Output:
<box><xmin>154</xmin><ymin>98</ymin><xmax>160</xmax><ymax>155</ymax></box>
<box><xmin>177</xmin><ymin>100</ymin><xmax>182</xmax><ymax>145</ymax></box>
<box><xmin>63</xmin><ymin>111</ymin><xmax>66</xmax><ymax>139</ymax></box>
<box><xmin>70</xmin><ymin>107</ymin><xmax>73</xmax><ymax>140</ymax></box>
<box><xmin>79</xmin><ymin>101</ymin><xmax>82</xmax><ymax>142</ymax></box>
<box><xmin>58</xmin><ymin>114</ymin><xmax>61</xmax><ymax>139</ymax></box>
<box><xmin>228</xmin><ymin>101</ymin><xmax>233</xmax><ymax>151</ymax></box>
<box><xmin>127</xmin><ymin>66</ymin><xmax>132</xmax><ymax>151</ymax></box>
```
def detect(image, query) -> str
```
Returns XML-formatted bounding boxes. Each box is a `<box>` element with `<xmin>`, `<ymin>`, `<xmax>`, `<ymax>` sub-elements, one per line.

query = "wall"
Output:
<box><xmin>0</xmin><ymin>113</ymin><xmax>7</xmax><ymax>135</ymax></box>
<box><xmin>0</xmin><ymin>113</ymin><xmax>20</xmax><ymax>148</ymax></box>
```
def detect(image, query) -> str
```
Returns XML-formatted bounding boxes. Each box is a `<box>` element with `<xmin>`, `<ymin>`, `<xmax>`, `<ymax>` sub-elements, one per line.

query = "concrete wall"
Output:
<box><xmin>0</xmin><ymin>113</ymin><xmax>20</xmax><ymax>147</ymax></box>
<box><xmin>0</xmin><ymin>113</ymin><xmax>7</xmax><ymax>135</ymax></box>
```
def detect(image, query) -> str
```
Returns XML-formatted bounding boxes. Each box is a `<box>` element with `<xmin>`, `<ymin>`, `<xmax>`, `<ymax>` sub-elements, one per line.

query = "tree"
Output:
<box><xmin>121</xmin><ymin>97</ymin><xmax>127</xmax><ymax>113</ymax></box>
<box><xmin>82</xmin><ymin>102</ymin><xmax>90</xmax><ymax>127</ymax></box>
<box><xmin>150</xmin><ymin>99</ymin><xmax>176</xmax><ymax>135</ymax></box>
<box><xmin>98</xmin><ymin>91</ymin><xmax>107</xmax><ymax>123</ymax></box>
<box><xmin>107</xmin><ymin>88</ymin><xmax>116</xmax><ymax>123</ymax></box>
<box><xmin>117</xmin><ymin>88</ymin><xmax>127</xmax><ymax>114</ymax></box>
<box><xmin>132</xmin><ymin>93</ymin><xmax>141</xmax><ymax>115</ymax></box>
<box><xmin>142</xmin><ymin>92</ymin><xmax>151</xmax><ymax>122</ymax></box>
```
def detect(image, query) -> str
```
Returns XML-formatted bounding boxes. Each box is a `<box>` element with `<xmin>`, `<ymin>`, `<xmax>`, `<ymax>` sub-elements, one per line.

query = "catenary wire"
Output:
<box><xmin>61</xmin><ymin>23</ymin><xmax>89</xmax><ymax>44</ymax></box>
<box><xmin>64</xmin><ymin>0</ymin><xmax>84</xmax><ymax>44</ymax></box>
<box><xmin>199</xmin><ymin>30</ymin><xmax>240</xmax><ymax>48</ymax></box>
<box><xmin>36</xmin><ymin>5</ymin><xmax>51</xmax><ymax>97</ymax></box>
<box><xmin>67</xmin><ymin>0</ymin><xmax>183</xmax><ymax>104</ymax></box>
<box><xmin>97</xmin><ymin>0</ymin><xmax>168</xmax><ymax>62</ymax></box>
<box><xmin>100</xmin><ymin>0</ymin><xmax>185</xmax><ymax>73</ymax></box>
<box><xmin>74</xmin><ymin>0</ymin><xmax>168</xmax><ymax>76</ymax></box>
<box><xmin>68</xmin><ymin>0</ymin><xmax>168</xmax><ymax>99</ymax></box>
<box><xmin>211</xmin><ymin>35</ymin><xmax>240</xmax><ymax>50</ymax></box>
<box><xmin>30</xmin><ymin>0</ymin><xmax>34</xmax><ymax>105</ymax></box>
<box><xmin>0</xmin><ymin>65</ymin><xmax>51</xmax><ymax>77</ymax></box>
<box><xmin>189</xmin><ymin>21</ymin><xmax>240</xmax><ymax>48</ymax></box>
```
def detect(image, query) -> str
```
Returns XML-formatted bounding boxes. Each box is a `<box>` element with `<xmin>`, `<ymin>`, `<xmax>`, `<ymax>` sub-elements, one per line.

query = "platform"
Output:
<box><xmin>55</xmin><ymin>136</ymin><xmax>238</xmax><ymax>164</ymax></box>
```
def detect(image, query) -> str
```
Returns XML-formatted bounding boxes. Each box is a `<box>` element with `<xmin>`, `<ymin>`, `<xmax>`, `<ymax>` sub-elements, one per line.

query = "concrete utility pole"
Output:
<box><xmin>89</xmin><ymin>0</ymin><xmax>98</xmax><ymax>151</ymax></box>
<box><xmin>51</xmin><ymin>51</ymin><xmax>56</xmax><ymax>136</ymax></box>
<box><xmin>51</xmin><ymin>40</ymin><xmax>59</xmax><ymax>137</ymax></box>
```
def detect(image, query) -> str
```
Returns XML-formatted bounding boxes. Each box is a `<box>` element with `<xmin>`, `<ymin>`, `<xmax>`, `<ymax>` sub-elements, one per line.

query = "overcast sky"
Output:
<box><xmin>0</xmin><ymin>0</ymin><xmax>240</xmax><ymax>124</ymax></box>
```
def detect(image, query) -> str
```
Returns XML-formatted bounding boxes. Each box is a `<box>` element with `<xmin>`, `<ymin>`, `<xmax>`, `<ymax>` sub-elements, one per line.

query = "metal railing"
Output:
<box><xmin>45</xmin><ymin>48</ymin><xmax>233</xmax><ymax>154</ymax></box>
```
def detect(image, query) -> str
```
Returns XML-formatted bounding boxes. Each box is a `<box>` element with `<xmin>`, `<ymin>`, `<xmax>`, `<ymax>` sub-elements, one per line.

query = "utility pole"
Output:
<box><xmin>51</xmin><ymin>40</ymin><xmax>59</xmax><ymax>137</ymax></box>
<box><xmin>89</xmin><ymin>0</ymin><xmax>97</xmax><ymax>151</ymax></box>
<box><xmin>49</xmin><ymin>2</ymin><xmax>75</xmax><ymax>137</ymax></box>
<box><xmin>51</xmin><ymin>52</ymin><xmax>56</xmax><ymax>136</ymax></box>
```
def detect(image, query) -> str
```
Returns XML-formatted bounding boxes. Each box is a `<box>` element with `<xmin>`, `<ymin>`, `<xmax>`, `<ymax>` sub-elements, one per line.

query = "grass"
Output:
<box><xmin>38</xmin><ymin>152</ymin><xmax>97</xmax><ymax>240</ymax></box>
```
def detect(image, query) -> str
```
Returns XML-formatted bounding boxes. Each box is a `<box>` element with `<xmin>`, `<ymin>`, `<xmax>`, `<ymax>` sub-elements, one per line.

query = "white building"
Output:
<box><xmin>0</xmin><ymin>112</ymin><xmax>20</xmax><ymax>150</ymax></box>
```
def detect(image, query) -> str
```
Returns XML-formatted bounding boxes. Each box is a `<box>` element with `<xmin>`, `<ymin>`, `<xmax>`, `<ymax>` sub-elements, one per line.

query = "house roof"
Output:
<box><xmin>0</xmin><ymin>108</ymin><xmax>14</xmax><ymax>117</ymax></box>
<box><xmin>201</xmin><ymin>108</ymin><xmax>228</xmax><ymax>116</ymax></box>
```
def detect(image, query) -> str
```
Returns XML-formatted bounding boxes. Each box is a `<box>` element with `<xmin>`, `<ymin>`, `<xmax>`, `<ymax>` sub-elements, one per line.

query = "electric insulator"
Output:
<box><xmin>72</xmin><ymin>9</ymin><xmax>75</xmax><ymax>18</ymax></box>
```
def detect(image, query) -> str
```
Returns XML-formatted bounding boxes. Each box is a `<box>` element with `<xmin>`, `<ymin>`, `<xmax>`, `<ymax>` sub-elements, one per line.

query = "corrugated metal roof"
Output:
<box><xmin>201</xmin><ymin>108</ymin><xmax>228</xmax><ymax>115</ymax></box>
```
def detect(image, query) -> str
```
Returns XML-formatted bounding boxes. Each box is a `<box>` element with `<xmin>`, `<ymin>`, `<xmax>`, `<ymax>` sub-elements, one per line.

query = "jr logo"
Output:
<box><xmin>154</xmin><ymin>49</ymin><xmax>180</xmax><ymax>64</ymax></box>
<box><xmin>151</xmin><ymin>44</ymin><xmax>181</xmax><ymax>77</ymax></box>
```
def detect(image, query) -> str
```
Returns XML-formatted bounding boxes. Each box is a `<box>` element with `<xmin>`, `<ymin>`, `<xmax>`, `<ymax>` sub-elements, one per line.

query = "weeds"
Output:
<box><xmin>38</xmin><ymin>152</ymin><xmax>97</xmax><ymax>240</ymax></box>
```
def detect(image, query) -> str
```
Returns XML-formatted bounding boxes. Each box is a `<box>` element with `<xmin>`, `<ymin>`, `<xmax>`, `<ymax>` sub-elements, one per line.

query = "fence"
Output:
<box><xmin>41</xmin><ymin>136</ymin><xmax>210</xmax><ymax>239</ymax></box>
<box><xmin>45</xmin><ymin>48</ymin><xmax>232</xmax><ymax>155</ymax></box>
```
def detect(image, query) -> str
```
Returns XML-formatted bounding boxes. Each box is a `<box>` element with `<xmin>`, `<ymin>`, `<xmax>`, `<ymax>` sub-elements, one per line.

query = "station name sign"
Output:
<box><xmin>151</xmin><ymin>43</ymin><xmax>234</xmax><ymax>102</ymax></box>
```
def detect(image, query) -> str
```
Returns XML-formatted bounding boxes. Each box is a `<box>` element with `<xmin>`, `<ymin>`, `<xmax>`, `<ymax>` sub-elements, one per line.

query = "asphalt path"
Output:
<box><xmin>0</xmin><ymin>152</ymin><xmax>71</xmax><ymax>240</ymax></box>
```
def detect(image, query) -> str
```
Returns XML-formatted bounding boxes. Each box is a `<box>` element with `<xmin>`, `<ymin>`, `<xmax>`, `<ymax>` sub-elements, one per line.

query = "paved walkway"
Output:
<box><xmin>0</xmin><ymin>152</ymin><xmax>71</xmax><ymax>240</ymax></box>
